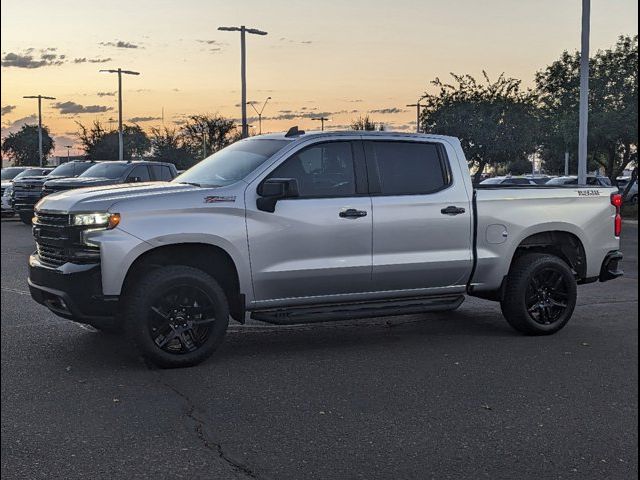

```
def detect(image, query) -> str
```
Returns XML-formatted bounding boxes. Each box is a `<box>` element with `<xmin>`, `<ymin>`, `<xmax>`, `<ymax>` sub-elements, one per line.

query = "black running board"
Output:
<box><xmin>250</xmin><ymin>295</ymin><xmax>465</xmax><ymax>325</ymax></box>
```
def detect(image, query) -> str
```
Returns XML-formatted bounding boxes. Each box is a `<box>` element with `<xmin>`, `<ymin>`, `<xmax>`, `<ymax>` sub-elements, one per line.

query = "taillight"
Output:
<box><xmin>611</xmin><ymin>193</ymin><xmax>623</xmax><ymax>208</ymax></box>
<box><xmin>611</xmin><ymin>193</ymin><xmax>623</xmax><ymax>237</ymax></box>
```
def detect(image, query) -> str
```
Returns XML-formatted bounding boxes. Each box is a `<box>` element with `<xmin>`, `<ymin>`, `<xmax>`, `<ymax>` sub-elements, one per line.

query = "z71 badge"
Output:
<box><xmin>577</xmin><ymin>189</ymin><xmax>601</xmax><ymax>197</ymax></box>
<box><xmin>204</xmin><ymin>195</ymin><xmax>236</xmax><ymax>203</ymax></box>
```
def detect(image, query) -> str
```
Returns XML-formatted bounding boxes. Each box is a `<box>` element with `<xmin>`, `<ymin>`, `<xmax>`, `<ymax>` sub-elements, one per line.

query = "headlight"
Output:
<box><xmin>72</xmin><ymin>212</ymin><xmax>120</xmax><ymax>229</ymax></box>
<box><xmin>3</xmin><ymin>186</ymin><xmax>13</xmax><ymax>197</ymax></box>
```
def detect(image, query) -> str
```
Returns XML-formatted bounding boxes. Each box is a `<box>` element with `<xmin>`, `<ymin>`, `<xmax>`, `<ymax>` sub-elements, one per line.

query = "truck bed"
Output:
<box><xmin>470</xmin><ymin>184</ymin><xmax>620</xmax><ymax>292</ymax></box>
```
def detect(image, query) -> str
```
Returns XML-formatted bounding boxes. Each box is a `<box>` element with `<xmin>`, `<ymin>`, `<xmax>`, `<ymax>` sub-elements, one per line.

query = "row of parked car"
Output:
<box><xmin>1</xmin><ymin>160</ymin><xmax>178</xmax><ymax>224</ymax></box>
<box><xmin>479</xmin><ymin>174</ymin><xmax>638</xmax><ymax>204</ymax></box>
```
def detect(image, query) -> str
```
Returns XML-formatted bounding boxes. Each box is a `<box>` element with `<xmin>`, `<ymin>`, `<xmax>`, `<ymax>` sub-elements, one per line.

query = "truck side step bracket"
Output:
<box><xmin>250</xmin><ymin>295</ymin><xmax>465</xmax><ymax>325</ymax></box>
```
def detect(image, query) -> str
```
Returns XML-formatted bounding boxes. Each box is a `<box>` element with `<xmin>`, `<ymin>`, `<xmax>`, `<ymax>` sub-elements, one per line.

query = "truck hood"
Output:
<box><xmin>35</xmin><ymin>181</ymin><xmax>208</xmax><ymax>213</ymax></box>
<box><xmin>13</xmin><ymin>175</ymin><xmax>64</xmax><ymax>187</ymax></box>
<box><xmin>44</xmin><ymin>176</ymin><xmax>118</xmax><ymax>188</ymax></box>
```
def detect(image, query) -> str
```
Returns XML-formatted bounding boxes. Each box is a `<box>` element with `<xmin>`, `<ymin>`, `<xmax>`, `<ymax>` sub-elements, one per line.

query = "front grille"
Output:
<box><xmin>36</xmin><ymin>243</ymin><xmax>67</xmax><ymax>267</ymax></box>
<box><xmin>1</xmin><ymin>187</ymin><xmax>5</xmax><ymax>197</ymax></box>
<box><xmin>33</xmin><ymin>211</ymin><xmax>99</xmax><ymax>267</ymax></box>
<box><xmin>35</xmin><ymin>212</ymin><xmax>70</xmax><ymax>227</ymax></box>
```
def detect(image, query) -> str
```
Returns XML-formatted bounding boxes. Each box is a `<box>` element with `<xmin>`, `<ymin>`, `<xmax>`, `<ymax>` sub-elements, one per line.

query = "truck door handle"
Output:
<box><xmin>440</xmin><ymin>206</ymin><xmax>466</xmax><ymax>216</ymax></box>
<box><xmin>339</xmin><ymin>208</ymin><xmax>367</xmax><ymax>218</ymax></box>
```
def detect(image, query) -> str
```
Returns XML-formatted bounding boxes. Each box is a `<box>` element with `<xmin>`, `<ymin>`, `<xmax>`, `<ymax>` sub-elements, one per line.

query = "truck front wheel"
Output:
<box><xmin>123</xmin><ymin>265</ymin><xmax>230</xmax><ymax>368</ymax></box>
<box><xmin>501</xmin><ymin>253</ymin><xmax>577</xmax><ymax>335</ymax></box>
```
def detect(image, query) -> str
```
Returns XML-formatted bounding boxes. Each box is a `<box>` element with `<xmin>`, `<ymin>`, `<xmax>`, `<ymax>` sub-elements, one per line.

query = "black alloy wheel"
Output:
<box><xmin>501</xmin><ymin>253</ymin><xmax>577</xmax><ymax>335</ymax></box>
<box><xmin>149</xmin><ymin>284</ymin><xmax>217</xmax><ymax>354</ymax></box>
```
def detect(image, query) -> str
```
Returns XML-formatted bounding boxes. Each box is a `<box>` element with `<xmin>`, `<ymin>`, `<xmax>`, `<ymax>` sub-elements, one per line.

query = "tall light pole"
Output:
<box><xmin>65</xmin><ymin>145</ymin><xmax>72</xmax><ymax>162</ymax></box>
<box><xmin>312</xmin><ymin>116</ymin><xmax>330</xmax><ymax>131</ymax></box>
<box><xmin>23</xmin><ymin>95</ymin><xmax>56</xmax><ymax>167</ymax></box>
<box><xmin>248</xmin><ymin>96</ymin><xmax>271</xmax><ymax>135</ymax></box>
<box><xmin>99</xmin><ymin>68</ymin><xmax>140</xmax><ymax>160</ymax></box>
<box><xmin>577</xmin><ymin>0</ymin><xmax>590</xmax><ymax>184</ymax></box>
<box><xmin>406</xmin><ymin>101</ymin><xmax>425</xmax><ymax>133</ymax></box>
<box><xmin>218</xmin><ymin>25</ymin><xmax>268</xmax><ymax>139</ymax></box>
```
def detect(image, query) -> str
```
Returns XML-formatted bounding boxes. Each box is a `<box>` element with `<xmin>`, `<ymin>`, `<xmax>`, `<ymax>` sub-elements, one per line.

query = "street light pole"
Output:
<box><xmin>23</xmin><ymin>94</ymin><xmax>56</xmax><ymax>167</ymax></box>
<box><xmin>65</xmin><ymin>145</ymin><xmax>72</xmax><ymax>162</ymax></box>
<box><xmin>577</xmin><ymin>0</ymin><xmax>590</xmax><ymax>184</ymax></box>
<box><xmin>248</xmin><ymin>96</ymin><xmax>271</xmax><ymax>135</ymax></box>
<box><xmin>99</xmin><ymin>68</ymin><xmax>140</xmax><ymax>160</ymax></box>
<box><xmin>312</xmin><ymin>117</ymin><xmax>329</xmax><ymax>131</ymax></box>
<box><xmin>406</xmin><ymin>102</ymin><xmax>424</xmax><ymax>133</ymax></box>
<box><xmin>218</xmin><ymin>25</ymin><xmax>268</xmax><ymax>139</ymax></box>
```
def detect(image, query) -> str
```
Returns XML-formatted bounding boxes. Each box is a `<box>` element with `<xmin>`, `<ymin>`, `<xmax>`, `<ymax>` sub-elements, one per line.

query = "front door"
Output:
<box><xmin>245</xmin><ymin>139</ymin><xmax>372</xmax><ymax>303</ymax></box>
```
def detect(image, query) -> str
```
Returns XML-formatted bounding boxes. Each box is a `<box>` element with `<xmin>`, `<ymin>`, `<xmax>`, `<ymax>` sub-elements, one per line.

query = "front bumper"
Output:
<box><xmin>28</xmin><ymin>254</ymin><xmax>119</xmax><ymax>323</ymax></box>
<box><xmin>599</xmin><ymin>250</ymin><xmax>624</xmax><ymax>282</ymax></box>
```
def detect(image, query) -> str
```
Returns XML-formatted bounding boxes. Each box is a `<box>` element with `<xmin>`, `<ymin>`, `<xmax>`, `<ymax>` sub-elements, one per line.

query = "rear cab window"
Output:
<box><xmin>364</xmin><ymin>141</ymin><xmax>451</xmax><ymax>195</ymax></box>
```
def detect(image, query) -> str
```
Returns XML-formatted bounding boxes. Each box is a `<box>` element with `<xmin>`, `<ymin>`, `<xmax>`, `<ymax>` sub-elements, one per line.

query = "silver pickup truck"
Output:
<box><xmin>28</xmin><ymin>130</ymin><xmax>624</xmax><ymax>367</ymax></box>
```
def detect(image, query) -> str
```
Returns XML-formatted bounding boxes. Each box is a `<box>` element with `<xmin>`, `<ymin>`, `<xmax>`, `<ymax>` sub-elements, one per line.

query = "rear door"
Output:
<box><xmin>365</xmin><ymin>139</ymin><xmax>473</xmax><ymax>293</ymax></box>
<box><xmin>245</xmin><ymin>139</ymin><xmax>372</xmax><ymax>302</ymax></box>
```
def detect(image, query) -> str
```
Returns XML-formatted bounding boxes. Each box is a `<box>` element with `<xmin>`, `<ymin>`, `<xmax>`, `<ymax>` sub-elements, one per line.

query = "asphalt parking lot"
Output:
<box><xmin>1</xmin><ymin>217</ymin><xmax>637</xmax><ymax>480</ymax></box>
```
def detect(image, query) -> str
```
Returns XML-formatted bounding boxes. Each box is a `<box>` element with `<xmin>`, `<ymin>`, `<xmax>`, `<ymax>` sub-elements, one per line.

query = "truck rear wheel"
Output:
<box><xmin>501</xmin><ymin>253</ymin><xmax>577</xmax><ymax>335</ymax></box>
<box><xmin>124</xmin><ymin>265</ymin><xmax>230</xmax><ymax>368</ymax></box>
<box><xmin>19</xmin><ymin>212</ymin><xmax>33</xmax><ymax>225</ymax></box>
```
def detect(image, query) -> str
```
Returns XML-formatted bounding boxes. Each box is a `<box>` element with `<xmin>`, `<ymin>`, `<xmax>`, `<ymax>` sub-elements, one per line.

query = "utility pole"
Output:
<box><xmin>23</xmin><ymin>95</ymin><xmax>56</xmax><ymax>167</ymax></box>
<box><xmin>312</xmin><ymin>116</ymin><xmax>329</xmax><ymax>131</ymax></box>
<box><xmin>65</xmin><ymin>145</ymin><xmax>72</xmax><ymax>162</ymax></box>
<box><xmin>564</xmin><ymin>151</ymin><xmax>570</xmax><ymax>176</ymax></box>
<box><xmin>202</xmin><ymin>129</ymin><xmax>207</xmax><ymax>159</ymax></box>
<box><xmin>248</xmin><ymin>96</ymin><xmax>271</xmax><ymax>135</ymax></box>
<box><xmin>577</xmin><ymin>0</ymin><xmax>590</xmax><ymax>184</ymax></box>
<box><xmin>218</xmin><ymin>25</ymin><xmax>268</xmax><ymax>139</ymax></box>
<box><xmin>99</xmin><ymin>68</ymin><xmax>140</xmax><ymax>160</ymax></box>
<box><xmin>406</xmin><ymin>101</ymin><xmax>424</xmax><ymax>133</ymax></box>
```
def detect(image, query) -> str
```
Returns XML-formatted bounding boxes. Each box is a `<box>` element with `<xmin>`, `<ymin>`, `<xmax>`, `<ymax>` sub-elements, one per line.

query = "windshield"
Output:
<box><xmin>13</xmin><ymin>169</ymin><xmax>48</xmax><ymax>180</ymax></box>
<box><xmin>174</xmin><ymin>138</ymin><xmax>290</xmax><ymax>187</ymax></box>
<box><xmin>480</xmin><ymin>178</ymin><xmax>503</xmax><ymax>185</ymax></box>
<box><xmin>50</xmin><ymin>162</ymin><xmax>80</xmax><ymax>177</ymax></box>
<box><xmin>1</xmin><ymin>167</ymin><xmax>26</xmax><ymax>180</ymax></box>
<box><xmin>80</xmin><ymin>163</ymin><xmax>130</xmax><ymax>179</ymax></box>
<box><xmin>546</xmin><ymin>177</ymin><xmax>574</xmax><ymax>185</ymax></box>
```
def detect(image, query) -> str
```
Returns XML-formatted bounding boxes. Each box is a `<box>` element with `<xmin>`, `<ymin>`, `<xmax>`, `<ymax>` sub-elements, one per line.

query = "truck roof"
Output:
<box><xmin>256</xmin><ymin>130</ymin><xmax>460</xmax><ymax>143</ymax></box>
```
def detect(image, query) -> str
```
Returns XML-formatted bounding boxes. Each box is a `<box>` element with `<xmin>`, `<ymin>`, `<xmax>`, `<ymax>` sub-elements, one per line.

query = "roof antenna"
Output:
<box><xmin>285</xmin><ymin>126</ymin><xmax>305</xmax><ymax>137</ymax></box>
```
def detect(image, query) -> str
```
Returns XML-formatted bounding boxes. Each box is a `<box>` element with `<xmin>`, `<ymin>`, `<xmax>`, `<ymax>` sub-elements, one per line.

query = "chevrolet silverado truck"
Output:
<box><xmin>28</xmin><ymin>130</ymin><xmax>624</xmax><ymax>368</ymax></box>
<box><xmin>12</xmin><ymin>160</ymin><xmax>98</xmax><ymax>224</ymax></box>
<box><xmin>1</xmin><ymin>167</ymin><xmax>52</xmax><ymax>216</ymax></box>
<box><xmin>41</xmin><ymin>160</ymin><xmax>178</xmax><ymax>197</ymax></box>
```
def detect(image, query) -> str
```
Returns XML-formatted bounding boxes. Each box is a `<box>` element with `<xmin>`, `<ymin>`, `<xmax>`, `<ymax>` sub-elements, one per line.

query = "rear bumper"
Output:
<box><xmin>28</xmin><ymin>254</ymin><xmax>119</xmax><ymax>323</ymax></box>
<box><xmin>599</xmin><ymin>250</ymin><xmax>624</xmax><ymax>282</ymax></box>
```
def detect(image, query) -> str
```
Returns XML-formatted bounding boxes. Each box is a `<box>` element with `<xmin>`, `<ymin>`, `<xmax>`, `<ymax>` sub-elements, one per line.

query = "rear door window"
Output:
<box><xmin>365</xmin><ymin>141</ymin><xmax>450</xmax><ymax>195</ymax></box>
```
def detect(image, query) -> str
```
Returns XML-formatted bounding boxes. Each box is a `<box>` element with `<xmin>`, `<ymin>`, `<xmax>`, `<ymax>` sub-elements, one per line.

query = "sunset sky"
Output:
<box><xmin>1</xmin><ymin>0</ymin><xmax>638</xmax><ymax>156</ymax></box>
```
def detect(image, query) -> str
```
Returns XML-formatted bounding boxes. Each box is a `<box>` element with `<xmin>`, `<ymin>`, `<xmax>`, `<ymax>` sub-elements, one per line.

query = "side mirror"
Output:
<box><xmin>127</xmin><ymin>176</ymin><xmax>142</xmax><ymax>183</ymax></box>
<box><xmin>257</xmin><ymin>178</ymin><xmax>299</xmax><ymax>212</ymax></box>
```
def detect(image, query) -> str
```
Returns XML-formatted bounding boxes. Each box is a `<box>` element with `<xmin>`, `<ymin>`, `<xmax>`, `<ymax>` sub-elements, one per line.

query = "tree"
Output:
<box><xmin>536</xmin><ymin>35</ymin><xmax>638</xmax><ymax>179</ymax></box>
<box><xmin>149</xmin><ymin>127</ymin><xmax>196</xmax><ymax>169</ymax></box>
<box><xmin>1</xmin><ymin>124</ymin><xmax>54</xmax><ymax>166</ymax></box>
<box><xmin>77</xmin><ymin>121</ymin><xmax>151</xmax><ymax>160</ymax></box>
<box><xmin>181</xmin><ymin>114</ymin><xmax>238</xmax><ymax>160</ymax></box>
<box><xmin>350</xmin><ymin>115</ymin><xmax>384</xmax><ymax>131</ymax></box>
<box><xmin>421</xmin><ymin>72</ymin><xmax>539</xmax><ymax>183</ymax></box>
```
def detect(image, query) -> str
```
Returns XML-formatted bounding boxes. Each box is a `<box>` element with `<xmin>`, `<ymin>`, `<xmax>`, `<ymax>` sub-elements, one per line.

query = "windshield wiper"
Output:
<box><xmin>178</xmin><ymin>181</ymin><xmax>203</xmax><ymax>187</ymax></box>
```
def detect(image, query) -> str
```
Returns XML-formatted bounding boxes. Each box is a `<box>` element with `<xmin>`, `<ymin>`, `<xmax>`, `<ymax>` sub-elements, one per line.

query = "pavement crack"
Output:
<box><xmin>156</xmin><ymin>377</ymin><xmax>264</xmax><ymax>480</ymax></box>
